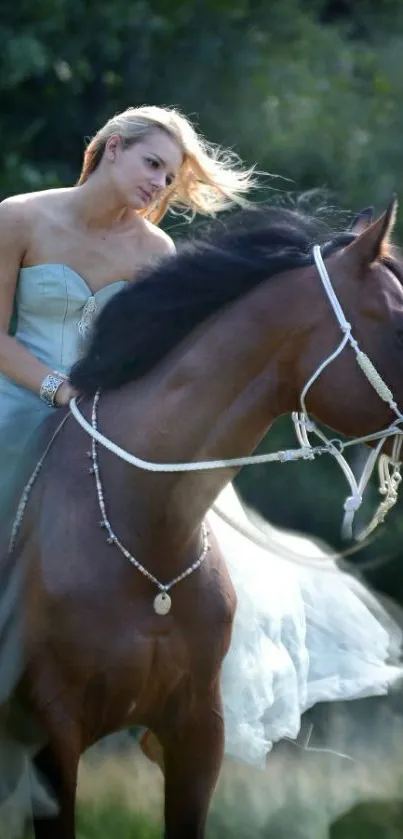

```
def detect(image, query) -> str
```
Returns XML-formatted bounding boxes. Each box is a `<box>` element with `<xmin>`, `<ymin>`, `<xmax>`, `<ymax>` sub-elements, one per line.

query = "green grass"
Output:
<box><xmin>77</xmin><ymin>798</ymin><xmax>160</xmax><ymax>839</ymax></box>
<box><xmin>75</xmin><ymin>796</ymin><xmax>403</xmax><ymax>839</ymax></box>
<box><xmin>74</xmin><ymin>745</ymin><xmax>403</xmax><ymax>839</ymax></box>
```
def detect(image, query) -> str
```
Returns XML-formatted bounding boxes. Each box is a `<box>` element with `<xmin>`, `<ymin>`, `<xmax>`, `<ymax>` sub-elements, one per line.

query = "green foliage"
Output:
<box><xmin>2</xmin><ymin>0</ymin><xmax>403</xmax><ymax>231</ymax></box>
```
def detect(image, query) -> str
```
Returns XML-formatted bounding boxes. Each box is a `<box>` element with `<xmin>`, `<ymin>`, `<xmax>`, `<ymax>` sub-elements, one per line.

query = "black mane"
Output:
<box><xmin>70</xmin><ymin>205</ymin><xmax>354</xmax><ymax>395</ymax></box>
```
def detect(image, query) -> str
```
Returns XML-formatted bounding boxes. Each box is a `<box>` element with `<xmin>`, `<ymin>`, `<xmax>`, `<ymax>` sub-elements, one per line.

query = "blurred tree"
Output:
<box><xmin>2</xmin><ymin>0</ymin><xmax>403</xmax><ymax>225</ymax></box>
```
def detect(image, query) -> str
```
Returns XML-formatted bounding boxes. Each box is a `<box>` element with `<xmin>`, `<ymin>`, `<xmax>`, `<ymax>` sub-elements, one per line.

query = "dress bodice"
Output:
<box><xmin>14</xmin><ymin>264</ymin><xmax>126</xmax><ymax>373</ymax></box>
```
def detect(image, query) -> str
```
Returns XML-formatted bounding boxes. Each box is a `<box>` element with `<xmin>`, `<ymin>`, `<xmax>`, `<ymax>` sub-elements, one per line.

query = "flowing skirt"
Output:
<box><xmin>209</xmin><ymin>485</ymin><xmax>403</xmax><ymax>767</ymax></box>
<box><xmin>0</xmin><ymin>382</ymin><xmax>55</xmax><ymax>836</ymax></box>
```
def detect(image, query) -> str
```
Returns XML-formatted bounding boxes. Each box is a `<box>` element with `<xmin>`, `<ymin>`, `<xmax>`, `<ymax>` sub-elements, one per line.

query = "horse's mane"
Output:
<box><xmin>70</xmin><ymin>205</ymin><xmax>354</xmax><ymax>395</ymax></box>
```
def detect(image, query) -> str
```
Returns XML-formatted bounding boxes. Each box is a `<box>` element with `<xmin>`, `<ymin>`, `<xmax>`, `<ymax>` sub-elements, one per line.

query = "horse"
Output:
<box><xmin>5</xmin><ymin>197</ymin><xmax>403</xmax><ymax>839</ymax></box>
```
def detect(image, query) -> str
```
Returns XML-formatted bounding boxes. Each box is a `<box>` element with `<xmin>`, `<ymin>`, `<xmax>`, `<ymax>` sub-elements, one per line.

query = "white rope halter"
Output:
<box><xmin>66</xmin><ymin>244</ymin><xmax>403</xmax><ymax>541</ymax></box>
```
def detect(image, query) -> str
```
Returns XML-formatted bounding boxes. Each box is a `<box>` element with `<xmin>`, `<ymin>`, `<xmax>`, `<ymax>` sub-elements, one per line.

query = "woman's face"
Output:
<box><xmin>106</xmin><ymin>127</ymin><xmax>183</xmax><ymax>209</ymax></box>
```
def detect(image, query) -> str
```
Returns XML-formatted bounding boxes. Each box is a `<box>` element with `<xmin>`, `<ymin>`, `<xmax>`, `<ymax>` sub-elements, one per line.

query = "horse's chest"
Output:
<box><xmin>131</xmin><ymin>591</ymin><xmax>233</xmax><ymax>693</ymax></box>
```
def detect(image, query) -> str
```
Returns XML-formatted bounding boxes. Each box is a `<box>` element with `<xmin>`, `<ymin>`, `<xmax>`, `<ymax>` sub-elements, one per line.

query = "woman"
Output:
<box><xmin>0</xmin><ymin>102</ymin><xmax>253</xmax><ymax>674</ymax></box>
<box><xmin>0</xmin><ymin>105</ymin><xmax>254</xmax><ymax>443</ymax></box>
<box><xmin>0</xmin><ymin>104</ymin><xmax>256</xmax><ymax>832</ymax></box>
<box><xmin>0</xmin><ymin>105</ymin><xmax>401</xmax><ymax>831</ymax></box>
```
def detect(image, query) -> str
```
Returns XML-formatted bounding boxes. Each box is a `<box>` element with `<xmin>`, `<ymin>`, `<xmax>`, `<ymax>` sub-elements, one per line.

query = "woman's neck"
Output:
<box><xmin>68</xmin><ymin>176</ymin><xmax>137</xmax><ymax>231</ymax></box>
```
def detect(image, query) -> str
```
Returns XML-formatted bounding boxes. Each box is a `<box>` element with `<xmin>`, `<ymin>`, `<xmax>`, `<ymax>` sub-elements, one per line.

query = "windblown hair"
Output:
<box><xmin>77</xmin><ymin>105</ymin><xmax>256</xmax><ymax>223</ymax></box>
<box><xmin>70</xmin><ymin>206</ymin><xmax>355</xmax><ymax>396</ymax></box>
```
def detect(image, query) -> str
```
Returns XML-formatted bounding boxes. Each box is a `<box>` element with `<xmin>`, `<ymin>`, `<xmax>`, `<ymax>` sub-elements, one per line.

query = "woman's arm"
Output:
<box><xmin>0</xmin><ymin>199</ymin><xmax>74</xmax><ymax>406</ymax></box>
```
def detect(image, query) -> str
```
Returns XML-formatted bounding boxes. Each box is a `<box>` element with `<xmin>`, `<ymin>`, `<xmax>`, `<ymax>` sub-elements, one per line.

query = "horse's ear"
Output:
<box><xmin>342</xmin><ymin>195</ymin><xmax>398</xmax><ymax>266</ymax></box>
<box><xmin>349</xmin><ymin>206</ymin><xmax>374</xmax><ymax>234</ymax></box>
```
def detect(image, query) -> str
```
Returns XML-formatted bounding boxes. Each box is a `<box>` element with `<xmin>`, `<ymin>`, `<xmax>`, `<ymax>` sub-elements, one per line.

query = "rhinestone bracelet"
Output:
<box><xmin>39</xmin><ymin>371</ymin><xmax>67</xmax><ymax>408</ymax></box>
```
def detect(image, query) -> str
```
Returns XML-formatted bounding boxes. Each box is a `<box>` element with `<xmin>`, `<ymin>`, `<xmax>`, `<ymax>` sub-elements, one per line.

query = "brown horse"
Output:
<box><xmin>7</xmin><ymin>198</ymin><xmax>403</xmax><ymax>838</ymax></box>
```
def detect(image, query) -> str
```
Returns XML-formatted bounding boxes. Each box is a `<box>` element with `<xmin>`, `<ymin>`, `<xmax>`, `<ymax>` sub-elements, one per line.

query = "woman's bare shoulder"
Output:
<box><xmin>3</xmin><ymin>187</ymin><xmax>73</xmax><ymax>214</ymax></box>
<box><xmin>0</xmin><ymin>189</ymin><xmax>74</xmax><ymax>258</ymax></box>
<box><xmin>142</xmin><ymin>217</ymin><xmax>176</xmax><ymax>256</ymax></box>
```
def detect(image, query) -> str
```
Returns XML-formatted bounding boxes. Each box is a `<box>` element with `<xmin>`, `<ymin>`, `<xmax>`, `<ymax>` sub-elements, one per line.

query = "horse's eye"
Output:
<box><xmin>396</xmin><ymin>329</ymin><xmax>403</xmax><ymax>347</ymax></box>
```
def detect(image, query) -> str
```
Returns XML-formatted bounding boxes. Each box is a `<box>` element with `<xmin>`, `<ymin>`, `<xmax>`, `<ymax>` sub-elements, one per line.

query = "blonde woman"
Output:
<box><xmin>0</xmin><ymin>105</ymin><xmax>255</xmax><ymax>832</ymax></box>
<box><xmin>0</xmin><ymin>103</ymin><xmax>255</xmax><ymax>574</ymax></box>
<box><xmin>0</xmin><ymin>105</ymin><xmax>254</xmax><ymax>413</ymax></box>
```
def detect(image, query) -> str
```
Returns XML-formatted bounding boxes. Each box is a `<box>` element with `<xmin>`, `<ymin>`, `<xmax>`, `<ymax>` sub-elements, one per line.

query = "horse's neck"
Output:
<box><xmin>113</xmin><ymin>274</ymin><xmax>309</xmax><ymax>521</ymax></box>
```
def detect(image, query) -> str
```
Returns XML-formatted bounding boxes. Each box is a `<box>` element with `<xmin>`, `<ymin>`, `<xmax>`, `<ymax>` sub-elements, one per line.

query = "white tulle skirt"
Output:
<box><xmin>208</xmin><ymin>485</ymin><xmax>403</xmax><ymax>768</ymax></box>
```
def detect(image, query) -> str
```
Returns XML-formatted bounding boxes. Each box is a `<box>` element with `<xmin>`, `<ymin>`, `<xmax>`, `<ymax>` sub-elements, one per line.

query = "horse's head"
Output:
<box><xmin>299</xmin><ymin>196</ymin><xmax>403</xmax><ymax>445</ymax></box>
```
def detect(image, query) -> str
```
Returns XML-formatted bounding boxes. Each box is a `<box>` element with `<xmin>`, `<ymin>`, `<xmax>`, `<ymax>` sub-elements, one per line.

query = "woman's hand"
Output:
<box><xmin>55</xmin><ymin>381</ymin><xmax>79</xmax><ymax>407</ymax></box>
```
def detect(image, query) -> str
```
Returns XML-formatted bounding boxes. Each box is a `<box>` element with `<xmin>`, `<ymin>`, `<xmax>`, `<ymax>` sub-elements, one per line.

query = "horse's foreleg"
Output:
<box><xmin>162</xmin><ymin>695</ymin><xmax>224</xmax><ymax>839</ymax></box>
<box><xmin>32</xmin><ymin>740</ymin><xmax>79</xmax><ymax>839</ymax></box>
<box><xmin>27</xmin><ymin>689</ymin><xmax>81</xmax><ymax>839</ymax></box>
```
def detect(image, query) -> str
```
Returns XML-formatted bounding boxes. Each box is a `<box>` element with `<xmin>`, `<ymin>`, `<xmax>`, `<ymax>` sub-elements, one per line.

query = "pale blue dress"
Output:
<box><xmin>0</xmin><ymin>264</ymin><xmax>403</xmax><ymax>834</ymax></box>
<box><xmin>0</xmin><ymin>265</ymin><xmax>126</xmax><ymax>834</ymax></box>
<box><xmin>0</xmin><ymin>264</ymin><xmax>126</xmax><ymax>683</ymax></box>
<box><xmin>0</xmin><ymin>264</ymin><xmax>125</xmax><ymax>509</ymax></box>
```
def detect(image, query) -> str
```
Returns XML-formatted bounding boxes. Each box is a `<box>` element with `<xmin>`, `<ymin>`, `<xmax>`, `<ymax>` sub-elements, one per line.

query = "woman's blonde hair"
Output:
<box><xmin>77</xmin><ymin>105</ymin><xmax>256</xmax><ymax>223</ymax></box>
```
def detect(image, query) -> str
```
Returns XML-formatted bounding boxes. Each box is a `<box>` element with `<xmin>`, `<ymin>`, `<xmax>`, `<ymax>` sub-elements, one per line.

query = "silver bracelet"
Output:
<box><xmin>39</xmin><ymin>371</ymin><xmax>67</xmax><ymax>408</ymax></box>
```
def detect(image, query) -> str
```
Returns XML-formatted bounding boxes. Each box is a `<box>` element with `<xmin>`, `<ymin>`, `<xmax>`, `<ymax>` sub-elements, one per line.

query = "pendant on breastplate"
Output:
<box><xmin>153</xmin><ymin>592</ymin><xmax>172</xmax><ymax>615</ymax></box>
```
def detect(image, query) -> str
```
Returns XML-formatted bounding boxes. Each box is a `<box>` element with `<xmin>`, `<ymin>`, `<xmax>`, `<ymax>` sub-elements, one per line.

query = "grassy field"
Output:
<box><xmin>75</xmin><ymin>741</ymin><xmax>403</xmax><ymax>839</ymax></box>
